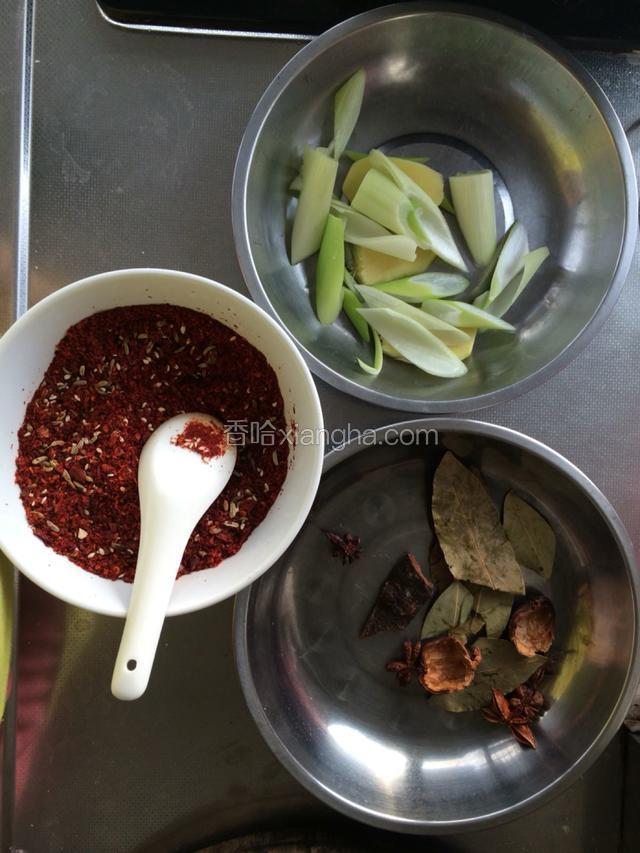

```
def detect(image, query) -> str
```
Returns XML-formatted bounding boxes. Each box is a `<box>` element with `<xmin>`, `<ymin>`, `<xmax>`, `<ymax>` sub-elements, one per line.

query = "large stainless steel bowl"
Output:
<box><xmin>234</xmin><ymin>420</ymin><xmax>640</xmax><ymax>832</ymax></box>
<box><xmin>232</xmin><ymin>4</ymin><xmax>637</xmax><ymax>412</ymax></box>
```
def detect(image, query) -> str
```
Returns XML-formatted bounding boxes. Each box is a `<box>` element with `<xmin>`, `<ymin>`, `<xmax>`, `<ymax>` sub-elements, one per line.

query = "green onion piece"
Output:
<box><xmin>357</xmin><ymin>285</ymin><xmax>471</xmax><ymax>347</ymax></box>
<box><xmin>449</xmin><ymin>171</ymin><xmax>497</xmax><ymax>266</ymax></box>
<box><xmin>332</xmin><ymin>69</ymin><xmax>366</xmax><ymax>161</ymax></box>
<box><xmin>465</xmin><ymin>225</ymin><xmax>512</xmax><ymax>301</ymax></box>
<box><xmin>342</xmin><ymin>287</ymin><xmax>370</xmax><ymax>341</ymax></box>
<box><xmin>315</xmin><ymin>214</ymin><xmax>345</xmax><ymax>324</ymax></box>
<box><xmin>484</xmin><ymin>247</ymin><xmax>550</xmax><ymax>318</ymax></box>
<box><xmin>473</xmin><ymin>292</ymin><xmax>490</xmax><ymax>310</ymax></box>
<box><xmin>351</xmin><ymin>168</ymin><xmax>413</xmax><ymax>235</ymax></box>
<box><xmin>368</xmin><ymin>149</ymin><xmax>467</xmax><ymax>272</ymax></box>
<box><xmin>357</xmin><ymin>330</ymin><xmax>383</xmax><ymax>375</ymax></box>
<box><xmin>345</xmin><ymin>234</ymin><xmax>418</xmax><ymax>261</ymax></box>
<box><xmin>489</xmin><ymin>221</ymin><xmax>529</xmax><ymax>300</ymax></box>
<box><xmin>357</xmin><ymin>307</ymin><xmax>467</xmax><ymax>378</ymax></box>
<box><xmin>422</xmin><ymin>299</ymin><xmax>515</xmax><ymax>332</ymax></box>
<box><xmin>381</xmin><ymin>338</ymin><xmax>409</xmax><ymax>361</ymax></box>
<box><xmin>330</xmin><ymin>198</ymin><xmax>390</xmax><ymax>238</ymax></box>
<box><xmin>373</xmin><ymin>272</ymin><xmax>468</xmax><ymax>302</ymax></box>
<box><xmin>343</xmin><ymin>268</ymin><xmax>359</xmax><ymax>293</ymax></box>
<box><xmin>330</xmin><ymin>198</ymin><xmax>418</xmax><ymax>261</ymax></box>
<box><xmin>440</xmin><ymin>196</ymin><xmax>455</xmax><ymax>215</ymax></box>
<box><xmin>291</xmin><ymin>146</ymin><xmax>339</xmax><ymax>265</ymax></box>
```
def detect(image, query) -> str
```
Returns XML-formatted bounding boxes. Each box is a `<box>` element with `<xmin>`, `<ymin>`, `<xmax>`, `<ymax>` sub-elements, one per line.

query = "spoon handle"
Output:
<box><xmin>111</xmin><ymin>515</ymin><xmax>191</xmax><ymax>701</ymax></box>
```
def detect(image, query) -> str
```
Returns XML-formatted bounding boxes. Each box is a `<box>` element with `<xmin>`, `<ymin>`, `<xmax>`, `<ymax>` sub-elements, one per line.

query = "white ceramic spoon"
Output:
<box><xmin>111</xmin><ymin>413</ymin><xmax>236</xmax><ymax>700</ymax></box>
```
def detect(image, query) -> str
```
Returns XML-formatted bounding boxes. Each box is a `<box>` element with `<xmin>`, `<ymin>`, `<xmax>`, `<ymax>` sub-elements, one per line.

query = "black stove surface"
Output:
<box><xmin>99</xmin><ymin>0</ymin><xmax>640</xmax><ymax>47</ymax></box>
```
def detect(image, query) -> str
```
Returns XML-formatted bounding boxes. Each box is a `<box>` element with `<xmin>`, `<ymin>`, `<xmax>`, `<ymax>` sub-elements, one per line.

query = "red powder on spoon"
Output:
<box><xmin>172</xmin><ymin>419</ymin><xmax>227</xmax><ymax>462</ymax></box>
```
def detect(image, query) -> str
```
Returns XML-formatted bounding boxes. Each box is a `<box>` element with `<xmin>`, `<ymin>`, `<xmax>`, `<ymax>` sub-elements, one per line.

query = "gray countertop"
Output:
<box><xmin>1</xmin><ymin>2</ymin><xmax>639</xmax><ymax>851</ymax></box>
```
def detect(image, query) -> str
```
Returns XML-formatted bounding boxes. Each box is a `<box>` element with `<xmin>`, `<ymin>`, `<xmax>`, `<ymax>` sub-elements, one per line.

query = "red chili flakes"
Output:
<box><xmin>172</xmin><ymin>419</ymin><xmax>227</xmax><ymax>462</ymax></box>
<box><xmin>15</xmin><ymin>304</ymin><xmax>288</xmax><ymax>582</ymax></box>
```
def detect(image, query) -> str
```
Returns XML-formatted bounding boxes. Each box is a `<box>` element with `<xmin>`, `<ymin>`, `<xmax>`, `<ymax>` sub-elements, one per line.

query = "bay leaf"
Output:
<box><xmin>471</xmin><ymin>586</ymin><xmax>514</xmax><ymax>638</ymax></box>
<box><xmin>421</xmin><ymin>580</ymin><xmax>473</xmax><ymax>639</ymax></box>
<box><xmin>503</xmin><ymin>492</ymin><xmax>556</xmax><ymax>578</ymax></box>
<box><xmin>450</xmin><ymin>612</ymin><xmax>485</xmax><ymax>644</ymax></box>
<box><xmin>432</xmin><ymin>638</ymin><xmax>546</xmax><ymax>712</ymax></box>
<box><xmin>432</xmin><ymin>452</ymin><xmax>524</xmax><ymax>594</ymax></box>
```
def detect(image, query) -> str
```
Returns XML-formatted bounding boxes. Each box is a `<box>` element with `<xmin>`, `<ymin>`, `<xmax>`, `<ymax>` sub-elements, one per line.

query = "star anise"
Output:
<box><xmin>386</xmin><ymin>639</ymin><xmax>422</xmax><ymax>686</ymax></box>
<box><xmin>481</xmin><ymin>684</ymin><xmax>547</xmax><ymax>749</ymax></box>
<box><xmin>324</xmin><ymin>530</ymin><xmax>362</xmax><ymax>564</ymax></box>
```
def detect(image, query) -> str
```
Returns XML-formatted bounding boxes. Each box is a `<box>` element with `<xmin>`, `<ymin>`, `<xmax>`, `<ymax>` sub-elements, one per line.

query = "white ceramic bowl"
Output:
<box><xmin>0</xmin><ymin>268</ymin><xmax>324</xmax><ymax>616</ymax></box>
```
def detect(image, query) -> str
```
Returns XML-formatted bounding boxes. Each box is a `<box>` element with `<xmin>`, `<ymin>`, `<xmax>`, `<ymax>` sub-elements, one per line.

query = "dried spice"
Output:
<box><xmin>324</xmin><ymin>530</ymin><xmax>362</xmax><ymax>564</ymax></box>
<box><xmin>360</xmin><ymin>553</ymin><xmax>433</xmax><ymax>638</ymax></box>
<box><xmin>15</xmin><ymin>305</ymin><xmax>288</xmax><ymax>582</ymax></box>
<box><xmin>432</xmin><ymin>638</ymin><xmax>547</xmax><ymax>712</ymax></box>
<box><xmin>419</xmin><ymin>635</ymin><xmax>481</xmax><ymax>693</ymax></box>
<box><xmin>503</xmin><ymin>492</ymin><xmax>556</xmax><ymax>578</ymax></box>
<box><xmin>481</xmin><ymin>682</ymin><xmax>547</xmax><ymax>749</ymax></box>
<box><xmin>386</xmin><ymin>639</ymin><xmax>422</xmax><ymax>686</ymax></box>
<box><xmin>432</xmin><ymin>453</ymin><xmax>525</xmax><ymax>594</ymax></box>
<box><xmin>420</xmin><ymin>580</ymin><xmax>473</xmax><ymax>640</ymax></box>
<box><xmin>428</xmin><ymin>540</ymin><xmax>453</xmax><ymax>591</ymax></box>
<box><xmin>508</xmin><ymin>596</ymin><xmax>555</xmax><ymax>657</ymax></box>
<box><xmin>172</xmin><ymin>419</ymin><xmax>227</xmax><ymax>461</ymax></box>
<box><xmin>471</xmin><ymin>586</ymin><xmax>514</xmax><ymax>639</ymax></box>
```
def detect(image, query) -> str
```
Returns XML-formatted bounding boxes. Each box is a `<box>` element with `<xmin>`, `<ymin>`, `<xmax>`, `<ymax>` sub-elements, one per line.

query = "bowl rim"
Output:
<box><xmin>233</xmin><ymin>417</ymin><xmax>640</xmax><ymax>833</ymax></box>
<box><xmin>0</xmin><ymin>267</ymin><xmax>325</xmax><ymax>616</ymax></box>
<box><xmin>231</xmin><ymin>1</ymin><xmax>639</xmax><ymax>414</ymax></box>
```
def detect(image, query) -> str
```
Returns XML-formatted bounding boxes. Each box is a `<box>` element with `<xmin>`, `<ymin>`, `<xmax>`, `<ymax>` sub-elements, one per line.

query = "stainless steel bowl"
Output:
<box><xmin>232</xmin><ymin>4</ymin><xmax>638</xmax><ymax>413</ymax></box>
<box><xmin>234</xmin><ymin>420</ymin><xmax>640</xmax><ymax>832</ymax></box>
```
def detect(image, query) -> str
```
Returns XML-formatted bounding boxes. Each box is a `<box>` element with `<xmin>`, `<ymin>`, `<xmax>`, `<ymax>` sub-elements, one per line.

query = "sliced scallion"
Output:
<box><xmin>357</xmin><ymin>307</ymin><xmax>467</xmax><ymax>378</ymax></box>
<box><xmin>373</xmin><ymin>272</ymin><xmax>468</xmax><ymax>302</ymax></box>
<box><xmin>449</xmin><ymin>171</ymin><xmax>497</xmax><ymax>266</ymax></box>
<box><xmin>332</xmin><ymin>69</ymin><xmax>366</xmax><ymax>161</ymax></box>
<box><xmin>357</xmin><ymin>330</ymin><xmax>383</xmax><ymax>375</ymax></box>
<box><xmin>483</xmin><ymin>246</ymin><xmax>550</xmax><ymax>318</ymax></box>
<box><xmin>343</xmin><ymin>155</ymin><xmax>442</xmax><ymax>204</ymax></box>
<box><xmin>344</xmin><ymin>235</ymin><xmax>417</xmax><ymax>261</ymax></box>
<box><xmin>315</xmin><ymin>214</ymin><xmax>345</xmax><ymax>324</ymax></box>
<box><xmin>343</xmin><ymin>268</ymin><xmax>359</xmax><ymax>293</ymax></box>
<box><xmin>421</xmin><ymin>299</ymin><xmax>515</xmax><ymax>332</ymax></box>
<box><xmin>357</xmin><ymin>285</ymin><xmax>471</xmax><ymax>348</ymax></box>
<box><xmin>449</xmin><ymin>328</ymin><xmax>477</xmax><ymax>360</ymax></box>
<box><xmin>342</xmin><ymin>287</ymin><xmax>370</xmax><ymax>341</ymax></box>
<box><xmin>291</xmin><ymin>146</ymin><xmax>339</xmax><ymax>265</ymax></box>
<box><xmin>369</xmin><ymin>149</ymin><xmax>467</xmax><ymax>272</ymax></box>
<box><xmin>489</xmin><ymin>221</ymin><xmax>529</xmax><ymax>301</ymax></box>
<box><xmin>351</xmin><ymin>168</ymin><xmax>412</xmax><ymax>235</ymax></box>
<box><xmin>332</xmin><ymin>197</ymin><xmax>418</xmax><ymax>260</ymax></box>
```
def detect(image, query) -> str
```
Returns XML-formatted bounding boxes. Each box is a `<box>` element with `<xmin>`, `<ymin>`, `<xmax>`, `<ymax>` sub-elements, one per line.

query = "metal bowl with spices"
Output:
<box><xmin>232</xmin><ymin>3</ymin><xmax>638</xmax><ymax>413</ymax></box>
<box><xmin>234</xmin><ymin>419</ymin><xmax>640</xmax><ymax>832</ymax></box>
